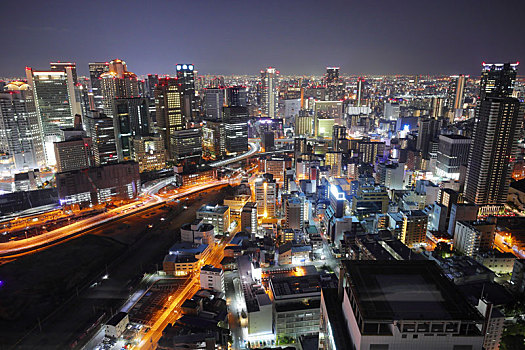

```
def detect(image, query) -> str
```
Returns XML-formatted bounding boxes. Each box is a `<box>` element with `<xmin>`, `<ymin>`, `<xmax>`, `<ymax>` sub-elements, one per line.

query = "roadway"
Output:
<box><xmin>0</xmin><ymin>180</ymin><xmax>231</xmax><ymax>259</ymax></box>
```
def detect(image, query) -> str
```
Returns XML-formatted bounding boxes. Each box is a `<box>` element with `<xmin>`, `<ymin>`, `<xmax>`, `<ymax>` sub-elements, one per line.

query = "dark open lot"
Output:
<box><xmin>0</xmin><ymin>185</ymin><xmax>231</xmax><ymax>349</ymax></box>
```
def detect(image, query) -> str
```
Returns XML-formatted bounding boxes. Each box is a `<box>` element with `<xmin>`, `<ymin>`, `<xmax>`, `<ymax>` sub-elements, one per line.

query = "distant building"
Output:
<box><xmin>132</xmin><ymin>135</ymin><xmax>166</xmax><ymax>172</ymax></box>
<box><xmin>435</xmin><ymin>135</ymin><xmax>471</xmax><ymax>180</ymax></box>
<box><xmin>171</xmin><ymin>128</ymin><xmax>202</xmax><ymax>166</ymax></box>
<box><xmin>84</xmin><ymin>113</ymin><xmax>118</xmax><ymax>165</ymax></box>
<box><xmin>285</xmin><ymin>196</ymin><xmax>304</xmax><ymax>230</ymax></box>
<box><xmin>241</xmin><ymin>202</ymin><xmax>258</xmax><ymax>235</ymax></box>
<box><xmin>255</xmin><ymin>174</ymin><xmax>278</xmax><ymax>218</ymax></box>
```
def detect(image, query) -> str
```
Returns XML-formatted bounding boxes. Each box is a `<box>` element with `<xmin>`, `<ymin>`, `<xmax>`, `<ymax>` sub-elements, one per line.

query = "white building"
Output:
<box><xmin>200</xmin><ymin>264</ymin><xmax>225</xmax><ymax>294</ymax></box>
<box><xmin>454</xmin><ymin>220</ymin><xmax>495</xmax><ymax>257</ymax></box>
<box><xmin>105</xmin><ymin>312</ymin><xmax>129</xmax><ymax>338</ymax></box>
<box><xmin>196</xmin><ymin>204</ymin><xmax>230</xmax><ymax>236</ymax></box>
<box><xmin>180</xmin><ymin>219</ymin><xmax>215</xmax><ymax>245</ymax></box>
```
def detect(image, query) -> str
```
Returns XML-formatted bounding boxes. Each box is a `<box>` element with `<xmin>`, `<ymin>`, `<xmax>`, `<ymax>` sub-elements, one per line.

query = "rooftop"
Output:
<box><xmin>342</xmin><ymin>260</ymin><xmax>483</xmax><ymax>322</ymax></box>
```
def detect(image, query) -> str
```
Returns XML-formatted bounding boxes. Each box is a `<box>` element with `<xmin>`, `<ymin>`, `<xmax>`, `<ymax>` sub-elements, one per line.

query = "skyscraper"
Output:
<box><xmin>84</xmin><ymin>112</ymin><xmax>118</xmax><ymax>165</ymax></box>
<box><xmin>113</xmin><ymin>97</ymin><xmax>150</xmax><ymax>161</ymax></box>
<box><xmin>99</xmin><ymin>59</ymin><xmax>139</xmax><ymax>118</ymax></box>
<box><xmin>464</xmin><ymin>63</ymin><xmax>521</xmax><ymax>212</ymax></box>
<box><xmin>25</xmin><ymin>66</ymin><xmax>78</xmax><ymax>164</ymax></box>
<box><xmin>176</xmin><ymin>64</ymin><xmax>197</xmax><ymax>121</ymax></box>
<box><xmin>226</xmin><ymin>86</ymin><xmax>248</xmax><ymax>107</ymax></box>
<box><xmin>88</xmin><ymin>62</ymin><xmax>110</xmax><ymax>111</ymax></box>
<box><xmin>260</xmin><ymin>67</ymin><xmax>279</xmax><ymax>119</ymax></box>
<box><xmin>155</xmin><ymin>77</ymin><xmax>184</xmax><ymax>159</ymax></box>
<box><xmin>204</xmin><ymin>87</ymin><xmax>225</xmax><ymax>121</ymax></box>
<box><xmin>54</xmin><ymin>137</ymin><xmax>94</xmax><ymax>172</ymax></box>
<box><xmin>325</xmin><ymin>66</ymin><xmax>344</xmax><ymax>101</ymax></box>
<box><xmin>0</xmin><ymin>85</ymin><xmax>46</xmax><ymax>171</ymax></box>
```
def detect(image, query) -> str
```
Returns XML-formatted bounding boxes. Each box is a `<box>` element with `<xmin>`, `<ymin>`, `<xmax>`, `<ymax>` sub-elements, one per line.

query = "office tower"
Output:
<box><xmin>325</xmin><ymin>66</ymin><xmax>344</xmax><ymax>101</ymax></box>
<box><xmin>447</xmin><ymin>74</ymin><xmax>467</xmax><ymax>111</ymax></box>
<box><xmin>99</xmin><ymin>59</ymin><xmax>139</xmax><ymax>118</ymax></box>
<box><xmin>171</xmin><ymin>128</ymin><xmax>202</xmax><ymax>166</ymax></box>
<box><xmin>0</xmin><ymin>87</ymin><xmax>46</xmax><ymax>171</ymax></box>
<box><xmin>332</xmin><ymin>125</ymin><xmax>347</xmax><ymax>151</ymax></box>
<box><xmin>202</xmin><ymin>121</ymin><xmax>225</xmax><ymax>160</ymax></box>
<box><xmin>319</xmin><ymin>261</ymin><xmax>485</xmax><ymax>350</ymax></box>
<box><xmin>223</xmin><ymin>106</ymin><xmax>249</xmax><ymax>155</ymax></box>
<box><xmin>49</xmin><ymin>62</ymin><xmax>83</xmax><ymax>117</ymax></box>
<box><xmin>54</xmin><ymin>137</ymin><xmax>94</xmax><ymax>172</ymax></box>
<box><xmin>416</xmin><ymin>117</ymin><xmax>440</xmax><ymax>158</ymax></box>
<box><xmin>358</xmin><ymin>140</ymin><xmax>384</xmax><ymax>164</ymax></box>
<box><xmin>294</xmin><ymin>137</ymin><xmax>308</xmax><ymax>161</ymax></box>
<box><xmin>56</xmin><ymin>161</ymin><xmax>140</xmax><ymax>205</ymax></box>
<box><xmin>132</xmin><ymin>135</ymin><xmax>166</xmax><ymax>172</ymax></box>
<box><xmin>88</xmin><ymin>62</ymin><xmax>110</xmax><ymax>111</ymax></box>
<box><xmin>356</xmin><ymin>77</ymin><xmax>364</xmax><ymax>106</ymax></box>
<box><xmin>435</xmin><ymin>135</ymin><xmax>471</xmax><ymax>180</ymax></box>
<box><xmin>313</xmin><ymin>100</ymin><xmax>343</xmax><ymax>137</ymax></box>
<box><xmin>454</xmin><ymin>220</ymin><xmax>496</xmax><ymax>257</ymax></box>
<box><xmin>155</xmin><ymin>77</ymin><xmax>185</xmax><ymax>159</ymax></box>
<box><xmin>113</xmin><ymin>97</ymin><xmax>150</xmax><ymax>161</ymax></box>
<box><xmin>146</xmin><ymin>74</ymin><xmax>159</xmax><ymax>98</ymax></box>
<box><xmin>226</xmin><ymin>85</ymin><xmax>247</xmax><ymax>107</ymax></box>
<box><xmin>261</xmin><ymin>131</ymin><xmax>275</xmax><ymax>152</ymax></box>
<box><xmin>464</xmin><ymin>63</ymin><xmax>521</xmax><ymax>211</ymax></box>
<box><xmin>241</xmin><ymin>202</ymin><xmax>258</xmax><ymax>237</ymax></box>
<box><xmin>295</xmin><ymin>111</ymin><xmax>313</xmax><ymax>136</ymax></box>
<box><xmin>176</xmin><ymin>64</ymin><xmax>197</xmax><ymax>121</ymax></box>
<box><xmin>325</xmin><ymin>152</ymin><xmax>343</xmax><ymax>177</ymax></box>
<box><xmin>400</xmin><ymin>210</ymin><xmax>428</xmax><ymax>247</ymax></box>
<box><xmin>260</xmin><ymin>67</ymin><xmax>279</xmax><ymax>118</ymax></box>
<box><xmin>255</xmin><ymin>174</ymin><xmax>278</xmax><ymax>218</ymax></box>
<box><xmin>204</xmin><ymin>87</ymin><xmax>225</xmax><ymax>121</ymax></box>
<box><xmin>431</xmin><ymin>96</ymin><xmax>444</xmax><ymax>119</ymax></box>
<box><xmin>284</xmin><ymin>196</ymin><xmax>304</xmax><ymax>230</ymax></box>
<box><xmin>84</xmin><ymin>112</ymin><xmax>118</xmax><ymax>165</ymax></box>
<box><xmin>479</xmin><ymin>62</ymin><xmax>518</xmax><ymax>100</ymax></box>
<box><xmin>384</xmin><ymin>101</ymin><xmax>400</xmax><ymax>120</ymax></box>
<box><xmin>25</xmin><ymin>67</ymin><xmax>78</xmax><ymax>164</ymax></box>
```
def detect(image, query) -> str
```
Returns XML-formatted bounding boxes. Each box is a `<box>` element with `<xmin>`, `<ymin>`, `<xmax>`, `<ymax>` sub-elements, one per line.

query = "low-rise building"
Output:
<box><xmin>278</xmin><ymin>242</ymin><xmax>311</xmax><ymax>265</ymax></box>
<box><xmin>196</xmin><ymin>204</ymin><xmax>230</xmax><ymax>236</ymax></box>
<box><xmin>105</xmin><ymin>312</ymin><xmax>129</xmax><ymax>338</ymax></box>
<box><xmin>163</xmin><ymin>242</ymin><xmax>211</xmax><ymax>277</ymax></box>
<box><xmin>200</xmin><ymin>264</ymin><xmax>225</xmax><ymax>294</ymax></box>
<box><xmin>180</xmin><ymin>219</ymin><xmax>215</xmax><ymax>245</ymax></box>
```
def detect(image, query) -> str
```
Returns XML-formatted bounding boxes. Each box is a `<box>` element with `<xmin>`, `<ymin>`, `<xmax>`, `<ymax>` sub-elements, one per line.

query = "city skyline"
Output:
<box><xmin>2</xmin><ymin>0</ymin><xmax>525</xmax><ymax>77</ymax></box>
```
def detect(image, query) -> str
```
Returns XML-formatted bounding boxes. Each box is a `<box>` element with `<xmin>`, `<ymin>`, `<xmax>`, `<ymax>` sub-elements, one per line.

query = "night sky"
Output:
<box><xmin>2</xmin><ymin>0</ymin><xmax>524</xmax><ymax>77</ymax></box>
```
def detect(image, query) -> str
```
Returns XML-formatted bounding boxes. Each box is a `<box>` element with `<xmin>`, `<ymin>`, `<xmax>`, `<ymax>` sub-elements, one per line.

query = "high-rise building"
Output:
<box><xmin>325</xmin><ymin>67</ymin><xmax>344</xmax><ymax>101</ymax></box>
<box><xmin>313</xmin><ymin>100</ymin><xmax>343</xmax><ymax>138</ymax></box>
<box><xmin>479</xmin><ymin>62</ymin><xmax>518</xmax><ymax>100</ymax></box>
<box><xmin>435</xmin><ymin>135</ymin><xmax>471</xmax><ymax>180</ymax></box>
<box><xmin>176</xmin><ymin>64</ymin><xmax>198</xmax><ymax>121</ymax></box>
<box><xmin>416</xmin><ymin>118</ymin><xmax>440</xmax><ymax>158</ymax></box>
<box><xmin>241</xmin><ymin>202</ymin><xmax>258</xmax><ymax>236</ymax></box>
<box><xmin>223</xmin><ymin>106</ymin><xmax>249</xmax><ymax>155</ymax></box>
<box><xmin>84</xmin><ymin>112</ymin><xmax>118</xmax><ymax>165</ymax></box>
<box><xmin>132</xmin><ymin>135</ymin><xmax>166</xmax><ymax>172</ymax></box>
<box><xmin>295</xmin><ymin>111</ymin><xmax>313</xmax><ymax>136</ymax></box>
<box><xmin>384</xmin><ymin>101</ymin><xmax>400</xmax><ymax>120</ymax></box>
<box><xmin>0</xmin><ymin>87</ymin><xmax>46</xmax><ymax>171</ymax></box>
<box><xmin>25</xmin><ymin>67</ymin><xmax>78</xmax><ymax>164</ymax></box>
<box><xmin>464</xmin><ymin>63</ymin><xmax>521</xmax><ymax>211</ymax></box>
<box><xmin>171</xmin><ymin>128</ymin><xmax>202</xmax><ymax>166</ymax></box>
<box><xmin>202</xmin><ymin>121</ymin><xmax>225</xmax><ymax>160</ymax></box>
<box><xmin>447</xmin><ymin>74</ymin><xmax>467</xmax><ymax>110</ymax></box>
<box><xmin>88</xmin><ymin>62</ymin><xmax>110</xmax><ymax>111</ymax></box>
<box><xmin>255</xmin><ymin>174</ymin><xmax>278</xmax><ymax>218</ymax></box>
<box><xmin>204</xmin><ymin>87</ymin><xmax>225</xmax><ymax>121</ymax></box>
<box><xmin>332</xmin><ymin>125</ymin><xmax>348</xmax><ymax>151</ymax></box>
<box><xmin>146</xmin><ymin>74</ymin><xmax>159</xmax><ymax>98</ymax></box>
<box><xmin>400</xmin><ymin>210</ymin><xmax>428</xmax><ymax>247</ymax></box>
<box><xmin>431</xmin><ymin>96</ymin><xmax>444</xmax><ymax>119</ymax></box>
<box><xmin>155</xmin><ymin>77</ymin><xmax>184</xmax><ymax>159</ymax></box>
<box><xmin>226</xmin><ymin>86</ymin><xmax>248</xmax><ymax>107</ymax></box>
<box><xmin>285</xmin><ymin>196</ymin><xmax>304</xmax><ymax>230</ymax></box>
<box><xmin>54</xmin><ymin>137</ymin><xmax>94</xmax><ymax>172</ymax></box>
<box><xmin>49</xmin><ymin>62</ymin><xmax>82</xmax><ymax>117</ymax></box>
<box><xmin>99</xmin><ymin>59</ymin><xmax>139</xmax><ymax>118</ymax></box>
<box><xmin>454</xmin><ymin>220</ymin><xmax>496</xmax><ymax>257</ymax></box>
<box><xmin>260</xmin><ymin>67</ymin><xmax>279</xmax><ymax>118</ymax></box>
<box><xmin>113</xmin><ymin>97</ymin><xmax>150</xmax><ymax>161</ymax></box>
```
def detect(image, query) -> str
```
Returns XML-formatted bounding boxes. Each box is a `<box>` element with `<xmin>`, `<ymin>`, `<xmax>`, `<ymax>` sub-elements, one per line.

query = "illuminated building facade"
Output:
<box><xmin>113</xmin><ymin>97</ymin><xmax>150</xmax><ymax>161</ymax></box>
<box><xmin>99</xmin><ymin>59</ymin><xmax>139</xmax><ymax>118</ymax></box>
<box><xmin>132</xmin><ymin>135</ymin><xmax>166</xmax><ymax>172</ymax></box>
<box><xmin>84</xmin><ymin>112</ymin><xmax>118</xmax><ymax>165</ymax></box>
<box><xmin>0</xmin><ymin>87</ymin><xmax>46</xmax><ymax>171</ymax></box>
<box><xmin>464</xmin><ymin>63</ymin><xmax>520</xmax><ymax>211</ymax></box>
<box><xmin>89</xmin><ymin>62</ymin><xmax>110</xmax><ymax>111</ymax></box>
<box><xmin>155</xmin><ymin>77</ymin><xmax>185</xmax><ymax>159</ymax></box>
<box><xmin>176</xmin><ymin>64</ymin><xmax>198</xmax><ymax>120</ymax></box>
<box><xmin>261</xmin><ymin>67</ymin><xmax>279</xmax><ymax>118</ymax></box>
<box><xmin>255</xmin><ymin>174</ymin><xmax>278</xmax><ymax>218</ymax></box>
<box><xmin>54</xmin><ymin>137</ymin><xmax>94</xmax><ymax>172</ymax></box>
